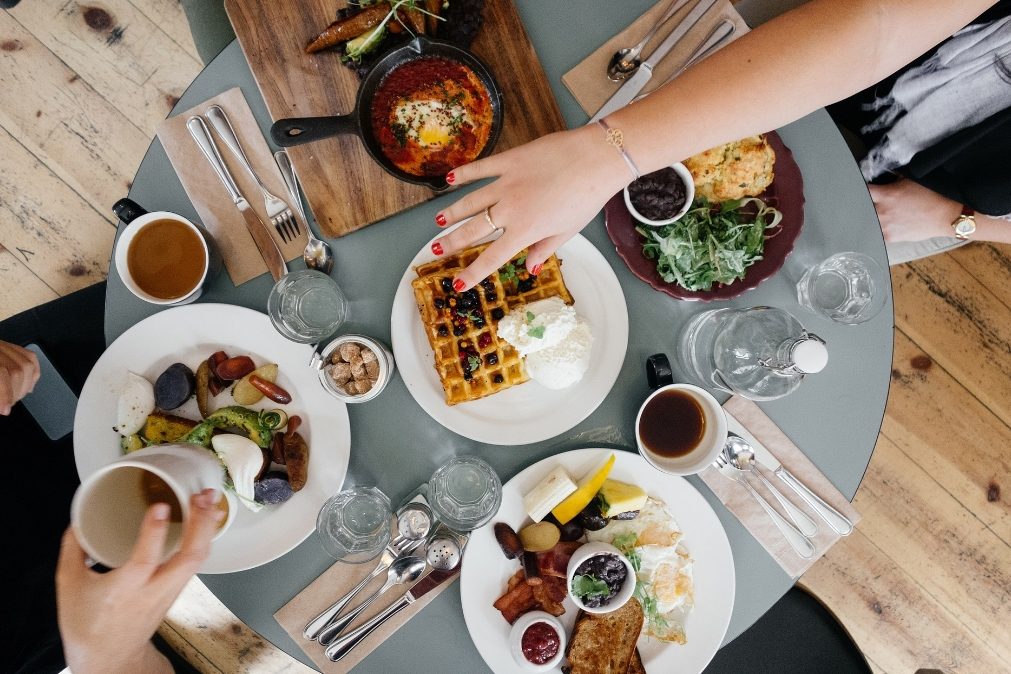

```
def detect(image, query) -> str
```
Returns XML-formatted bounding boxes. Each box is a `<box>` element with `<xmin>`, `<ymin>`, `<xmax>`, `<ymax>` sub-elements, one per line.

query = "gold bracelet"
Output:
<box><xmin>597</xmin><ymin>118</ymin><xmax>640</xmax><ymax>180</ymax></box>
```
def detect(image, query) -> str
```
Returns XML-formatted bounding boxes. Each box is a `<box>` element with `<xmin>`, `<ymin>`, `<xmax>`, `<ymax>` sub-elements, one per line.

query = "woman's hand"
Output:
<box><xmin>431</xmin><ymin>125</ymin><xmax>630</xmax><ymax>290</ymax></box>
<box><xmin>869</xmin><ymin>179</ymin><xmax>963</xmax><ymax>242</ymax></box>
<box><xmin>56</xmin><ymin>489</ymin><xmax>224</xmax><ymax>674</ymax></box>
<box><xmin>0</xmin><ymin>341</ymin><xmax>40</xmax><ymax>415</ymax></box>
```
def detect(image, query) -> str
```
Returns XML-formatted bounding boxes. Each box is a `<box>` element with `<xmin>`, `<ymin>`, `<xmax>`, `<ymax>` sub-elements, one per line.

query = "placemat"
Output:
<box><xmin>562</xmin><ymin>0</ymin><xmax>749</xmax><ymax>118</ymax></box>
<box><xmin>700</xmin><ymin>397</ymin><xmax>861</xmax><ymax>578</ymax></box>
<box><xmin>274</xmin><ymin>557</ymin><xmax>460</xmax><ymax>672</ymax></box>
<box><xmin>156</xmin><ymin>87</ymin><xmax>307</xmax><ymax>286</ymax></box>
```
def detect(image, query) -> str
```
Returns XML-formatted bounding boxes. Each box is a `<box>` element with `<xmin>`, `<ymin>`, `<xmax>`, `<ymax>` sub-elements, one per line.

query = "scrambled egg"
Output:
<box><xmin>684</xmin><ymin>135</ymin><xmax>776</xmax><ymax>201</ymax></box>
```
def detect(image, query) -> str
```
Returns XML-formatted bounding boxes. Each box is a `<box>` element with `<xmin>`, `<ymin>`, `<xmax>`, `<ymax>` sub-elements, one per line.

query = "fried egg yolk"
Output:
<box><xmin>394</xmin><ymin>99</ymin><xmax>468</xmax><ymax>149</ymax></box>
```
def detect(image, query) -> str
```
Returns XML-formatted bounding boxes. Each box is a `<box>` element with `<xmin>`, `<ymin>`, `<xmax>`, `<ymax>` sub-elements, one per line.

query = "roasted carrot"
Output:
<box><xmin>424</xmin><ymin>0</ymin><xmax>442</xmax><ymax>35</ymax></box>
<box><xmin>305</xmin><ymin>3</ymin><xmax>391</xmax><ymax>54</ymax></box>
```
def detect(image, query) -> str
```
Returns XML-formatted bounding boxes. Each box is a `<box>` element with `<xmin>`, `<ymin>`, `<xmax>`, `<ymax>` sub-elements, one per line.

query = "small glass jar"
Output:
<box><xmin>427</xmin><ymin>456</ymin><xmax>502</xmax><ymax>532</ymax></box>
<box><xmin>316</xmin><ymin>334</ymin><xmax>395</xmax><ymax>404</ymax></box>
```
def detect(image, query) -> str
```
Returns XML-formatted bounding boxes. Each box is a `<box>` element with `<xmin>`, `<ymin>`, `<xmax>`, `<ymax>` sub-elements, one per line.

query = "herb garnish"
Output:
<box><xmin>638</xmin><ymin>197</ymin><xmax>783</xmax><ymax>291</ymax></box>
<box><xmin>572</xmin><ymin>574</ymin><xmax>611</xmax><ymax>600</ymax></box>
<box><xmin>467</xmin><ymin>355</ymin><xmax>481</xmax><ymax>372</ymax></box>
<box><xmin>390</xmin><ymin>121</ymin><xmax>409</xmax><ymax>147</ymax></box>
<box><xmin>498</xmin><ymin>255</ymin><xmax>528</xmax><ymax>283</ymax></box>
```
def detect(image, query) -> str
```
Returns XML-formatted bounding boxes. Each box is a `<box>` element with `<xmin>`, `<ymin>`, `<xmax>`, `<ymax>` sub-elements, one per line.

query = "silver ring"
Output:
<box><xmin>484</xmin><ymin>207</ymin><xmax>501</xmax><ymax>234</ymax></box>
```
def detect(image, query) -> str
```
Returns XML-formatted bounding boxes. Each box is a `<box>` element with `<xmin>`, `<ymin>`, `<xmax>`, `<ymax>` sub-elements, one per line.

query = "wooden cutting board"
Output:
<box><xmin>225</xmin><ymin>0</ymin><xmax>566</xmax><ymax>238</ymax></box>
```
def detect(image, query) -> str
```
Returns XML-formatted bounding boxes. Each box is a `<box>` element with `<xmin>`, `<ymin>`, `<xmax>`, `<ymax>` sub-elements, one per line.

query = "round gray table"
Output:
<box><xmin>108</xmin><ymin>1</ymin><xmax>891</xmax><ymax>671</ymax></box>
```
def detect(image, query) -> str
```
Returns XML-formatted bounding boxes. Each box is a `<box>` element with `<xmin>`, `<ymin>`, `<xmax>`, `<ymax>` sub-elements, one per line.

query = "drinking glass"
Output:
<box><xmin>427</xmin><ymin>456</ymin><xmax>502</xmax><ymax>532</ymax></box>
<box><xmin>267</xmin><ymin>269</ymin><xmax>348</xmax><ymax>343</ymax></box>
<box><xmin>316</xmin><ymin>486</ymin><xmax>392</xmax><ymax>563</ymax></box>
<box><xmin>796</xmin><ymin>251</ymin><xmax>887</xmax><ymax>324</ymax></box>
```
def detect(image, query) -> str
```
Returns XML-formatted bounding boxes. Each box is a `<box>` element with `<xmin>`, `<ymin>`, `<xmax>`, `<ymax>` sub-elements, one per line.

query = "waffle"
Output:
<box><xmin>412</xmin><ymin>244</ymin><xmax>574</xmax><ymax>405</ymax></box>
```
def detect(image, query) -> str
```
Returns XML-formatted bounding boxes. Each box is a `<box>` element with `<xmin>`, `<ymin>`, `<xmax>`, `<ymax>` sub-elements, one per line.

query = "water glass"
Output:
<box><xmin>316</xmin><ymin>486</ymin><xmax>392</xmax><ymax>563</ymax></box>
<box><xmin>427</xmin><ymin>456</ymin><xmax>502</xmax><ymax>532</ymax></box>
<box><xmin>796</xmin><ymin>251</ymin><xmax>887</xmax><ymax>324</ymax></box>
<box><xmin>267</xmin><ymin>269</ymin><xmax>348</xmax><ymax>343</ymax></box>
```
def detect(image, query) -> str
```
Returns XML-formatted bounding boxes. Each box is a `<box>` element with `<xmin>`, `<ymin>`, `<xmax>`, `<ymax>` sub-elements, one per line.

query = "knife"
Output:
<box><xmin>187</xmin><ymin>116</ymin><xmax>287</xmax><ymax>281</ymax></box>
<box><xmin>590</xmin><ymin>0</ymin><xmax>720</xmax><ymax>123</ymax></box>
<box><xmin>324</xmin><ymin>568</ymin><xmax>460</xmax><ymax>662</ymax></box>
<box><xmin>732</xmin><ymin>422</ymin><xmax>854</xmax><ymax>536</ymax></box>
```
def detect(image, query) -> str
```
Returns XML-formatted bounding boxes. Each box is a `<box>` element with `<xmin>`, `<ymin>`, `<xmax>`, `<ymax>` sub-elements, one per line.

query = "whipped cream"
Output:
<box><xmin>496</xmin><ymin>297</ymin><xmax>576</xmax><ymax>357</ymax></box>
<box><xmin>525</xmin><ymin>318</ymin><xmax>593</xmax><ymax>389</ymax></box>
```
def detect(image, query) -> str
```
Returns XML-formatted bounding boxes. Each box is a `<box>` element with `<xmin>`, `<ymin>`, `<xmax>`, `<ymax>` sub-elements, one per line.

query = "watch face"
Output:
<box><xmin>955</xmin><ymin>217</ymin><xmax>976</xmax><ymax>237</ymax></box>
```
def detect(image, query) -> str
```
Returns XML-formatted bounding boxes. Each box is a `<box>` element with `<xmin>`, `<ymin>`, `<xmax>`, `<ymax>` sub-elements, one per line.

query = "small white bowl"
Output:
<box><xmin>566</xmin><ymin>542</ymin><xmax>636</xmax><ymax>615</ymax></box>
<box><xmin>623</xmin><ymin>162</ymin><xmax>695</xmax><ymax>227</ymax></box>
<box><xmin>509</xmin><ymin>610</ymin><xmax>566</xmax><ymax>672</ymax></box>
<box><xmin>317</xmin><ymin>334</ymin><xmax>395</xmax><ymax>403</ymax></box>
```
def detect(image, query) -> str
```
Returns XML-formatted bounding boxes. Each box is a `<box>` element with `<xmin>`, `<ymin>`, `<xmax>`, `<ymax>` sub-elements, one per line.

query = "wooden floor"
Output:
<box><xmin>2</xmin><ymin>3</ymin><xmax>1008</xmax><ymax>673</ymax></box>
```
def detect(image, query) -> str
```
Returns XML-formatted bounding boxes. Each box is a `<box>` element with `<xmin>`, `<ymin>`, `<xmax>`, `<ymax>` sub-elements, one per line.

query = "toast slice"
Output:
<box><xmin>627</xmin><ymin>648</ymin><xmax>646</xmax><ymax>674</ymax></box>
<box><xmin>562</xmin><ymin>600</ymin><xmax>644</xmax><ymax>674</ymax></box>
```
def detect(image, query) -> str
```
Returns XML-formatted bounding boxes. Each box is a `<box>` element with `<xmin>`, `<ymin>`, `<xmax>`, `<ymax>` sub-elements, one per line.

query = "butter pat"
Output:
<box><xmin>524</xmin><ymin>466</ymin><xmax>577</xmax><ymax>522</ymax></box>
<box><xmin>598</xmin><ymin>479</ymin><xmax>648</xmax><ymax>518</ymax></box>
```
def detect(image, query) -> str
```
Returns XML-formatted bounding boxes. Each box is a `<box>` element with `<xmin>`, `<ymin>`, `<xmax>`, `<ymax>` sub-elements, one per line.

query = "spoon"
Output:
<box><xmin>714</xmin><ymin>452</ymin><xmax>815</xmax><ymax>559</ymax></box>
<box><xmin>274</xmin><ymin>149</ymin><xmax>334</xmax><ymax>275</ymax></box>
<box><xmin>607</xmin><ymin>0</ymin><xmax>690</xmax><ymax>81</ymax></box>
<box><xmin>724</xmin><ymin>434</ymin><xmax>818</xmax><ymax>537</ymax></box>
<box><xmin>317</xmin><ymin>555</ymin><xmax>426</xmax><ymax>646</ymax></box>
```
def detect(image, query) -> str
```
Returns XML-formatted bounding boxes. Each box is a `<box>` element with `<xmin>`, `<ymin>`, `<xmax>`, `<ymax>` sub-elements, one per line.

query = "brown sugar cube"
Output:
<box><xmin>341</xmin><ymin>382</ymin><xmax>359</xmax><ymax>396</ymax></box>
<box><xmin>329</xmin><ymin>361</ymin><xmax>352</xmax><ymax>386</ymax></box>
<box><xmin>361</xmin><ymin>347</ymin><xmax>377</xmax><ymax>363</ymax></box>
<box><xmin>365</xmin><ymin>360</ymin><xmax>380</xmax><ymax>378</ymax></box>
<box><xmin>351</xmin><ymin>359</ymin><xmax>366</xmax><ymax>380</ymax></box>
<box><xmin>339</xmin><ymin>342</ymin><xmax>361</xmax><ymax>363</ymax></box>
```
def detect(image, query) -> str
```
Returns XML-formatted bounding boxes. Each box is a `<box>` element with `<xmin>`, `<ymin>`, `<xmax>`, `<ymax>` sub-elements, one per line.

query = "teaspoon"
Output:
<box><xmin>607</xmin><ymin>0</ymin><xmax>690</xmax><ymax>81</ymax></box>
<box><xmin>274</xmin><ymin>149</ymin><xmax>335</xmax><ymax>275</ymax></box>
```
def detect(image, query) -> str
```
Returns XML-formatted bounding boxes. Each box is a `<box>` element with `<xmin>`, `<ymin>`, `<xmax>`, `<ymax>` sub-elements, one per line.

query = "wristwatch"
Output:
<box><xmin>951</xmin><ymin>205</ymin><xmax>976</xmax><ymax>240</ymax></box>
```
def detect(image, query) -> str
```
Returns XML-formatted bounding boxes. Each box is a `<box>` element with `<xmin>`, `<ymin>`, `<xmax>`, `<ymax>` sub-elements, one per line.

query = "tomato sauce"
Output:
<box><xmin>370</xmin><ymin>57</ymin><xmax>493</xmax><ymax>177</ymax></box>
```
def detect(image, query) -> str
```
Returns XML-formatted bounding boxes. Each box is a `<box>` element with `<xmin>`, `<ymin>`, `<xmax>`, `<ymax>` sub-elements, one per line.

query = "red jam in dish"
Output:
<box><xmin>521</xmin><ymin>621</ymin><xmax>560</xmax><ymax>665</ymax></box>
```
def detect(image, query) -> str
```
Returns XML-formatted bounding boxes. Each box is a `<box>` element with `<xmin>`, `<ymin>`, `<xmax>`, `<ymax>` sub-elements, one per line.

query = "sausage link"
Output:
<box><xmin>250</xmin><ymin>375</ymin><xmax>293</xmax><ymax>404</ymax></box>
<box><xmin>215</xmin><ymin>355</ymin><xmax>256</xmax><ymax>381</ymax></box>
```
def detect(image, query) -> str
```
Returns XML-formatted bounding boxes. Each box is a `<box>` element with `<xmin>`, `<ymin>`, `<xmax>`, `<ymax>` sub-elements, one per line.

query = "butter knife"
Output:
<box><xmin>590</xmin><ymin>0</ymin><xmax>720</xmax><ymax>123</ymax></box>
<box><xmin>187</xmin><ymin>116</ymin><xmax>287</xmax><ymax>281</ymax></box>
<box><xmin>736</xmin><ymin>425</ymin><xmax>854</xmax><ymax>536</ymax></box>
<box><xmin>324</xmin><ymin>567</ymin><xmax>460</xmax><ymax>662</ymax></box>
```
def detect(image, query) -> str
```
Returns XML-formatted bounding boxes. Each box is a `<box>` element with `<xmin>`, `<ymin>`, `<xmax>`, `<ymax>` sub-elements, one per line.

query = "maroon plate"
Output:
<box><xmin>604</xmin><ymin>132</ymin><xmax>805</xmax><ymax>301</ymax></box>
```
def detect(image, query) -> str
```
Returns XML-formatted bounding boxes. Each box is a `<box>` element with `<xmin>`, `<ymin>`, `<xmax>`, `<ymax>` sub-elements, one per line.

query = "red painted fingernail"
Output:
<box><xmin>446</xmin><ymin>172</ymin><xmax>456</xmax><ymax>184</ymax></box>
<box><xmin>435</xmin><ymin>213</ymin><xmax>447</xmax><ymax>227</ymax></box>
<box><xmin>531</xmin><ymin>263</ymin><xmax>543</xmax><ymax>276</ymax></box>
<box><xmin>431</xmin><ymin>242</ymin><xmax>443</xmax><ymax>256</ymax></box>
<box><xmin>453</xmin><ymin>279</ymin><xmax>466</xmax><ymax>292</ymax></box>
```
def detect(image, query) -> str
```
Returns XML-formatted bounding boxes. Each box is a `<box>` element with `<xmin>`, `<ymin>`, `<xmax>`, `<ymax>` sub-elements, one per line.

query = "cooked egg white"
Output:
<box><xmin>114</xmin><ymin>371</ymin><xmax>155</xmax><ymax>435</ymax></box>
<box><xmin>586</xmin><ymin>496</ymin><xmax>694</xmax><ymax>643</ymax></box>
<box><xmin>394</xmin><ymin>99</ymin><xmax>469</xmax><ymax>148</ymax></box>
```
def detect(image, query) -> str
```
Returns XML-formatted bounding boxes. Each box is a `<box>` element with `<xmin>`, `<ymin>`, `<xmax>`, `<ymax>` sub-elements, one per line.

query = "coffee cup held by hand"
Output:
<box><xmin>71</xmin><ymin>444</ymin><xmax>230</xmax><ymax>568</ymax></box>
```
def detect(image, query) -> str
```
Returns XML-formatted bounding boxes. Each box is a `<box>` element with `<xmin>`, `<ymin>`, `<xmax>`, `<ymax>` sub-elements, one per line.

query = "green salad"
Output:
<box><xmin>638</xmin><ymin>197</ymin><xmax>783</xmax><ymax>291</ymax></box>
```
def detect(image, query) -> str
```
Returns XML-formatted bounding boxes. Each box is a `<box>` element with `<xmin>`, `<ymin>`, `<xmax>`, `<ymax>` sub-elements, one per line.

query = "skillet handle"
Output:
<box><xmin>270</xmin><ymin>115</ymin><xmax>357</xmax><ymax>147</ymax></box>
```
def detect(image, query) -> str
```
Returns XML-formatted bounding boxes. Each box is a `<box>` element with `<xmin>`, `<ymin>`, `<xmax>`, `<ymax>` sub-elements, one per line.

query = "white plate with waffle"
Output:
<box><xmin>391</xmin><ymin>224</ymin><xmax>628</xmax><ymax>445</ymax></box>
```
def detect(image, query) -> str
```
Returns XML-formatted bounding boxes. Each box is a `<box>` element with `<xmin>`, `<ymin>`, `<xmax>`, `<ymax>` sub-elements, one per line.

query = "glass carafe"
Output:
<box><xmin>677</xmin><ymin>306</ymin><xmax>828</xmax><ymax>401</ymax></box>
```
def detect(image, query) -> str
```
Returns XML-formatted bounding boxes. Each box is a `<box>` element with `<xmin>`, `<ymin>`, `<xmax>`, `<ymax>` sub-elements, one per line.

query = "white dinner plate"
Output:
<box><xmin>73</xmin><ymin>304</ymin><xmax>350</xmax><ymax>573</ymax></box>
<box><xmin>391</xmin><ymin>226</ymin><xmax>629</xmax><ymax>445</ymax></box>
<box><xmin>460</xmin><ymin>448</ymin><xmax>735</xmax><ymax>674</ymax></box>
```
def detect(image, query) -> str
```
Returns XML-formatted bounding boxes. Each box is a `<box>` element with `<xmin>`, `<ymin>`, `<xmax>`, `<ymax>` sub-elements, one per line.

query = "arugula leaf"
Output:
<box><xmin>572</xmin><ymin>574</ymin><xmax>610</xmax><ymax>600</ymax></box>
<box><xmin>527</xmin><ymin>325</ymin><xmax>546</xmax><ymax>339</ymax></box>
<box><xmin>638</xmin><ymin>197</ymin><xmax>783</xmax><ymax>292</ymax></box>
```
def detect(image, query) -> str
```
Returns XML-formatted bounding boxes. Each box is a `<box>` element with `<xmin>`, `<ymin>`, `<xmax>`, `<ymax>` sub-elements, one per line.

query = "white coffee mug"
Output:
<box><xmin>113</xmin><ymin>210</ymin><xmax>216</xmax><ymax>306</ymax></box>
<box><xmin>635</xmin><ymin>383</ymin><xmax>728</xmax><ymax>476</ymax></box>
<box><xmin>71</xmin><ymin>443</ymin><xmax>230</xmax><ymax>568</ymax></box>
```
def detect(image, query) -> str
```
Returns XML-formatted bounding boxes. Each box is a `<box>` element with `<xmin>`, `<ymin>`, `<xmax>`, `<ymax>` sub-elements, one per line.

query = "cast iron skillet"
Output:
<box><xmin>270</xmin><ymin>36</ymin><xmax>503</xmax><ymax>192</ymax></box>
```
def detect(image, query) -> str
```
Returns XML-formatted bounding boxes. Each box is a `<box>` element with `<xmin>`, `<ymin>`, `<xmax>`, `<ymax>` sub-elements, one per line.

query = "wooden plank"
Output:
<box><xmin>0</xmin><ymin>127</ymin><xmax>115</xmax><ymax>295</ymax></box>
<box><xmin>801</xmin><ymin>528</ymin><xmax>1010</xmax><ymax>674</ymax></box>
<box><xmin>163</xmin><ymin>578</ymin><xmax>314</xmax><ymax>674</ymax></box>
<box><xmin>891</xmin><ymin>255</ymin><xmax>1011</xmax><ymax>426</ymax></box>
<box><xmin>0</xmin><ymin>11</ymin><xmax>149</xmax><ymax>213</ymax></box>
<box><xmin>0</xmin><ymin>246</ymin><xmax>59</xmax><ymax>320</ymax></box>
<box><xmin>882</xmin><ymin>331</ymin><xmax>1011</xmax><ymax>543</ymax></box>
<box><xmin>156</xmin><ymin>622</ymin><xmax>222</xmax><ymax>674</ymax></box>
<box><xmin>126</xmin><ymin>0</ymin><xmax>201</xmax><ymax>62</ymax></box>
<box><xmin>947</xmin><ymin>242</ymin><xmax>1011</xmax><ymax>311</ymax></box>
<box><xmin>848</xmin><ymin>436</ymin><xmax>1011</xmax><ymax>663</ymax></box>
<box><xmin>8</xmin><ymin>0</ymin><xmax>202</xmax><ymax>134</ymax></box>
<box><xmin>225</xmin><ymin>0</ymin><xmax>566</xmax><ymax>237</ymax></box>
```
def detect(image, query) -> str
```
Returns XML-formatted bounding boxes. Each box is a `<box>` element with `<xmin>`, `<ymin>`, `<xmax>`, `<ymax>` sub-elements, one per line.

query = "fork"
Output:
<box><xmin>302</xmin><ymin>533</ymin><xmax>414</xmax><ymax>641</ymax></box>
<box><xmin>204</xmin><ymin>105</ymin><xmax>301</xmax><ymax>243</ymax></box>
